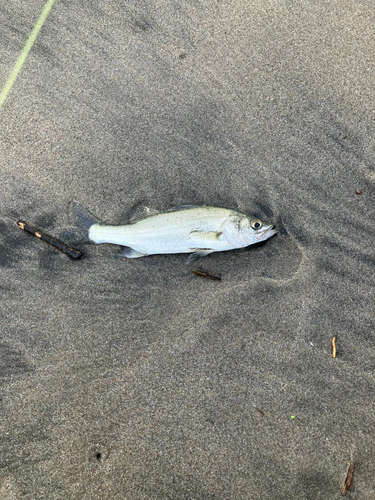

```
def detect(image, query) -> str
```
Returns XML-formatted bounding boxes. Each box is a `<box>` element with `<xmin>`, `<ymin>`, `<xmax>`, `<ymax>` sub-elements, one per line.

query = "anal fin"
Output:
<box><xmin>187</xmin><ymin>248</ymin><xmax>214</xmax><ymax>264</ymax></box>
<box><xmin>121</xmin><ymin>247</ymin><xmax>148</xmax><ymax>258</ymax></box>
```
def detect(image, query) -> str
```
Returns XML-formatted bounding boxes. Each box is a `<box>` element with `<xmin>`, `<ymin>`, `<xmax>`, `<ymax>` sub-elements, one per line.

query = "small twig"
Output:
<box><xmin>332</xmin><ymin>337</ymin><xmax>336</xmax><ymax>358</ymax></box>
<box><xmin>342</xmin><ymin>463</ymin><xmax>355</xmax><ymax>496</ymax></box>
<box><xmin>256</xmin><ymin>408</ymin><xmax>264</xmax><ymax>417</ymax></box>
<box><xmin>191</xmin><ymin>269</ymin><xmax>222</xmax><ymax>281</ymax></box>
<box><xmin>17</xmin><ymin>220</ymin><xmax>82</xmax><ymax>259</ymax></box>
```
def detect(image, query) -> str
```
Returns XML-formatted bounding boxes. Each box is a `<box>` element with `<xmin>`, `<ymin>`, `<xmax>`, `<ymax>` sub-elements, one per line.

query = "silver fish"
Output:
<box><xmin>74</xmin><ymin>204</ymin><xmax>276</xmax><ymax>259</ymax></box>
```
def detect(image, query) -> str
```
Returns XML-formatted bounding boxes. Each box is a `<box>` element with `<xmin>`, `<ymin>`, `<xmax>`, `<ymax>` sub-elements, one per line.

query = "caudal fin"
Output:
<box><xmin>71</xmin><ymin>201</ymin><xmax>102</xmax><ymax>241</ymax></box>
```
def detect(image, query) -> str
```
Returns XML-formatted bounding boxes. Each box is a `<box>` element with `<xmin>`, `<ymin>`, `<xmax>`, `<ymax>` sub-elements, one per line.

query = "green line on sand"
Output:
<box><xmin>0</xmin><ymin>0</ymin><xmax>57</xmax><ymax>110</ymax></box>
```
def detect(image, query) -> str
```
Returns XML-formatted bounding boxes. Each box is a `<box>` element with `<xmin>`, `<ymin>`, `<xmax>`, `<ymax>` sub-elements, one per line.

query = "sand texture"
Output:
<box><xmin>0</xmin><ymin>1</ymin><xmax>374</xmax><ymax>498</ymax></box>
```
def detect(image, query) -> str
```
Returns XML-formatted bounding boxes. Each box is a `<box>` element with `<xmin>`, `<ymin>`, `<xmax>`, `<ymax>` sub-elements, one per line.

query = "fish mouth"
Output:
<box><xmin>256</xmin><ymin>225</ymin><xmax>277</xmax><ymax>242</ymax></box>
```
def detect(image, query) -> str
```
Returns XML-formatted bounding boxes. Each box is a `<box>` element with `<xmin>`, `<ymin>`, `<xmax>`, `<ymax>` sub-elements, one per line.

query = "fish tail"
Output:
<box><xmin>71</xmin><ymin>201</ymin><xmax>103</xmax><ymax>243</ymax></box>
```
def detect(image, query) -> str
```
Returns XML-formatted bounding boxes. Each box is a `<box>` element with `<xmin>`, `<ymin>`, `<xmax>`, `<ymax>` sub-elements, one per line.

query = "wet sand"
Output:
<box><xmin>0</xmin><ymin>1</ymin><xmax>374</xmax><ymax>498</ymax></box>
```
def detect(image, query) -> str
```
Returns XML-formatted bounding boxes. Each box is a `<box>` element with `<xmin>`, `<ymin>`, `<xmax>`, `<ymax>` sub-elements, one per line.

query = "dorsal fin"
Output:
<box><xmin>129</xmin><ymin>206</ymin><xmax>160</xmax><ymax>224</ymax></box>
<box><xmin>167</xmin><ymin>205</ymin><xmax>205</xmax><ymax>212</ymax></box>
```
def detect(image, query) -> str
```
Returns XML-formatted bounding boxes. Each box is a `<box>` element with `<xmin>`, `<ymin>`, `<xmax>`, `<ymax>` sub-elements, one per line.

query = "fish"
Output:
<box><xmin>73</xmin><ymin>203</ymin><xmax>276</xmax><ymax>259</ymax></box>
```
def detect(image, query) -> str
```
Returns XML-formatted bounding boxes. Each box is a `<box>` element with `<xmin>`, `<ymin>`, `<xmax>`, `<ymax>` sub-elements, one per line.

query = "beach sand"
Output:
<box><xmin>0</xmin><ymin>1</ymin><xmax>374</xmax><ymax>498</ymax></box>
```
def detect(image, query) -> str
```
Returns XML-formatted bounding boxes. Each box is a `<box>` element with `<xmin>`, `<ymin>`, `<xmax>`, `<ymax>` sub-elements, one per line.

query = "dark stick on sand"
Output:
<box><xmin>17</xmin><ymin>220</ymin><xmax>82</xmax><ymax>259</ymax></box>
<box><xmin>342</xmin><ymin>463</ymin><xmax>355</xmax><ymax>496</ymax></box>
<box><xmin>191</xmin><ymin>269</ymin><xmax>222</xmax><ymax>281</ymax></box>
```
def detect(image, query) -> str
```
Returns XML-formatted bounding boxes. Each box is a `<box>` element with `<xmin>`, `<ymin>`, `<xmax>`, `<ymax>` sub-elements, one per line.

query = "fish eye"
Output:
<box><xmin>250</xmin><ymin>219</ymin><xmax>262</xmax><ymax>230</ymax></box>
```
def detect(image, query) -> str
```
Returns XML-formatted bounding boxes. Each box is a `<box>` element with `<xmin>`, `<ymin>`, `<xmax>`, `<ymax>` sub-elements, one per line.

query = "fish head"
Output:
<box><xmin>224</xmin><ymin>214</ymin><xmax>277</xmax><ymax>247</ymax></box>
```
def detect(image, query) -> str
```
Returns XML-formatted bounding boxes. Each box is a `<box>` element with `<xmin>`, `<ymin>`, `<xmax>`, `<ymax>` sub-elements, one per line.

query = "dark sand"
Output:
<box><xmin>0</xmin><ymin>1</ymin><xmax>374</xmax><ymax>498</ymax></box>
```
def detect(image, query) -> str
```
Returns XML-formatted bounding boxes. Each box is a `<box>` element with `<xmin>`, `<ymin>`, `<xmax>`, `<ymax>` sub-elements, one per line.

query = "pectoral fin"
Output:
<box><xmin>190</xmin><ymin>230</ymin><xmax>224</xmax><ymax>243</ymax></box>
